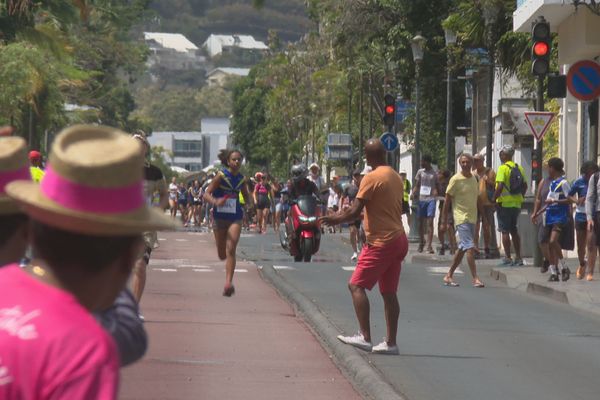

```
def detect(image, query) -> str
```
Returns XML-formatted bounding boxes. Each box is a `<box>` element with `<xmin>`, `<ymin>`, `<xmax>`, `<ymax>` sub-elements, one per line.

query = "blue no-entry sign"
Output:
<box><xmin>380</xmin><ymin>132</ymin><xmax>398</xmax><ymax>152</ymax></box>
<box><xmin>567</xmin><ymin>60</ymin><xmax>600</xmax><ymax>102</ymax></box>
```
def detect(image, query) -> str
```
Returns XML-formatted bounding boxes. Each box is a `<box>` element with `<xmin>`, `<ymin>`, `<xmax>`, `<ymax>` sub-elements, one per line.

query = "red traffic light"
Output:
<box><xmin>385</xmin><ymin>105</ymin><xmax>395</xmax><ymax>115</ymax></box>
<box><xmin>532</xmin><ymin>160</ymin><xmax>539</xmax><ymax>169</ymax></box>
<box><xmin>533</xmin><ymin>41</ymin><xmax>549</xmax><ymax>57</ymax></box>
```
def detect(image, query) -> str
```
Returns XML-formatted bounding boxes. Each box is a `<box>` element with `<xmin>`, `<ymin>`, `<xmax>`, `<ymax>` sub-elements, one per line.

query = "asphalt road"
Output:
<box><xmin>239</xmin><ymin>230</ymin><xmax>600</xmax><ymax>400</ymax></box>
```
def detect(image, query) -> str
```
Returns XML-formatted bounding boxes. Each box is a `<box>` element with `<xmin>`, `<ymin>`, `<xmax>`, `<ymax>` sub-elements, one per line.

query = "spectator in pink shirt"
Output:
<box><xmin>0</xmin><ymin>125</ymin><xmax>176</xmax><ymax>399</ymax></box>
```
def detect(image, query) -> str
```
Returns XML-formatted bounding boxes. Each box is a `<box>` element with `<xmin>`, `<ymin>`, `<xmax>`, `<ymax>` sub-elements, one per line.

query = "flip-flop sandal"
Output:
<box><xmin>443</xmin><ymin>276</ymin><xmax>459</xmax><ymax>287</ymax></box>
<box><xmin>473</xmin><ymin>281</ymin><xmax>485</xmax><ymax>288</ymax></box>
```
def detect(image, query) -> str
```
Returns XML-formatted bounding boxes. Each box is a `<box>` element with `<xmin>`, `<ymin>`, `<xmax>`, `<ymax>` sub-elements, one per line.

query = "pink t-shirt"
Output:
<box><xmin>0</xmin><ymin>264</ymin><xmax>119</xmax><ymax>400</ymax></box>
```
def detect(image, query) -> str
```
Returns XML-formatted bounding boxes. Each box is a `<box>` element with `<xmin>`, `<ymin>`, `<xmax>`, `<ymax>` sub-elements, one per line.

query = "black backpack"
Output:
<box><xmin>508</xmin><ymin>163</ymin><xmax>525</xmax><ymax>195</ymax></box>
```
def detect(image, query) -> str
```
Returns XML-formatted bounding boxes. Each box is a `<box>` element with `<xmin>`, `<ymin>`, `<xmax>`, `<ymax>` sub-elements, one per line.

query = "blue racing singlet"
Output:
<box><xmin>213</xmin><ymin>168</ymin><xmax>245</xmax><ymax>220</ymax></box>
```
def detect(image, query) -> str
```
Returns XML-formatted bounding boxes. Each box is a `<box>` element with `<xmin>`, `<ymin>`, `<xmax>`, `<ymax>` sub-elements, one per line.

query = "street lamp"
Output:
<box><xmin>411</xmin><ymin>33</ymin><xmax>426</xmax><ymax>179</ymax></box>
<box><xmin>444</xmin><ymin>28</ymin><xmax>457</xmax><ymax>172</ymax></box>
<box><xmin>409</xmin><ymin>33</ymin><xmax>426</xmax><ymax>243</ymax></box>
<box><xmin>483</xmin><ymin>3</ymin><xmax>499</xmax><ymax>168</ymax></box>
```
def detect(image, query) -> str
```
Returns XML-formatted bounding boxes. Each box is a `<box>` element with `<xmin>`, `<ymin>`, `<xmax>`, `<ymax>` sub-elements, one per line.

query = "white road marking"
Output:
<box><xmin>341</xmin><ymin>266</ymin><xmax>356</xmax><ymax>271</ymax></box>
<box><xmin>236</xmin><ymin>269</ymin><xmax>248</xmax><ymax>273</ymax></box>
<box><xmin>179</xmin><ymin>265</ymin><xmax>212</xmax><ymax>269</ymax></box>
<box><xmin>427</xmin><ymin>266</ymin><xmax>463</xmax><ymax>275</ymax></box>
<box><xmin>158</xmin><ymin>238</ymin><xmax>167</xmax><ymax>241</ymax></box>
<box><xmin>153</xmin><ymin>268</ymin><xmax>177</xmax><ymax>272</ymax></box>
<box><xmin>193</xmin><ymin>269</ymin><xmax>213</xmax><ymax>272</ymax></box>
<box><xmin>175</xmin><ymin>239</ymin><xmax>188</xmax><ymax>242</ymax></box>
<box><xmin>273</xmin><ymin>265</ymin><xmax>295</xmax><ymax>270</ymax></box>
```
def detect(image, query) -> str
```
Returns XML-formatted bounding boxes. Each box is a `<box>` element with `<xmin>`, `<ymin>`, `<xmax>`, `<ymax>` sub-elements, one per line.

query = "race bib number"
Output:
<box><xmin>547</xmin><ymin>191</ymin><xmax>560</xmax><ymax>202</ymax></box>
<box><xmin>420</xmin><ymin>185</ymin><xmax>432</xmax><ymax>196</ymax></box>
<box><xmin>217</xmin><ymin>198</ymin><xmax>237</xmax><ymax>214</ymax></box>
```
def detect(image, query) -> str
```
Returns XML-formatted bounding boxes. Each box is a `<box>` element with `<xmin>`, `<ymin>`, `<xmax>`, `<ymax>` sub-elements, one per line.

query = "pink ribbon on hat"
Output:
<box><xmin>40</xmin><ymin>166</ymin><xmax>144</xmax><ymax>214</ymax></box>
<box><xmin>0</xmin><ymin>167</ymin><xmax>30</xmax><ymax>195</ymax></box>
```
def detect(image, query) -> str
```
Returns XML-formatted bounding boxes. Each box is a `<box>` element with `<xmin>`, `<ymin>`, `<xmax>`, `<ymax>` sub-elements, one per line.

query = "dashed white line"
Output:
<box><xmin>175</xmin><ymin>239</ymin><xmax>188</xmax><ymax>242</ymax></box>
<box><xmin>341</xmin><ymin>266</ymin><xmax>356</xmax><ymax>271</ymax></box>
<box><xmin>158</xmin><ymin>238</ymin><xmax>167</xmax><ymax>241</ymax></box>
<box><xmin>153</xmin><ymin>268</ymin><xmax>177</xmax><ymax>272</ymax></box>
<box><xmin>236</xmin><ymin>269</ymin><xmax>248</xmax><ymax>273</ymax></box>
<box><xmin>427</xmin><ymin>266</ymin><xmax>463</xmax><ymax>275</ymax></box>
<box><xmin>273</xmin><ymin>265</ymin><xmax>295</xmax><ymax>270</ymax></box>
<box><xmin>193</xmin><ymin>269</ymin><xmax>213</xmax><ymax>272</ymax></box>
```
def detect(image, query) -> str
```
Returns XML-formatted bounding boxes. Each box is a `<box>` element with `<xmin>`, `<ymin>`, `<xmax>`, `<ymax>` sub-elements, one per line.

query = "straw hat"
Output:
<box><xmin>6</xmin><ymin>125</ymin><xmax>179</xmax><ymax>235</ymax></box>
<box><xmin>0</xmin><ymin>137</ymin><xmax>29</xmax><ymax>215</ymax></box>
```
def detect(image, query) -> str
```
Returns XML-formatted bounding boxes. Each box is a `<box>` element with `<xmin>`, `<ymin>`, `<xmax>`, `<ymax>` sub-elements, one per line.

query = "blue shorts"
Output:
<box><xmin>418</xmin><ymin>200</ymin><xmax>436</xmax><ymax>218</ymax></box>
<box><xmin>456</xmin><ymin>223</ymin><xmax>475</xmax><ymax>251</ymax></box>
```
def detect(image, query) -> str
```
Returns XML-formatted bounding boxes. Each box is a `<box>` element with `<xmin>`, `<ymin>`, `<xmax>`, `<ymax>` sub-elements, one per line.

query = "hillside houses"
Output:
<box><xmin>144</xmin><ymin>32</ymin><xmax>206</xmax><ymax>70</ymax></box>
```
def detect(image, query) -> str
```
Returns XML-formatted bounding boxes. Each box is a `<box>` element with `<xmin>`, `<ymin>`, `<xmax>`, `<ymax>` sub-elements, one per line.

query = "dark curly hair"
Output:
<box><xmin>218</xmin><ymin>149</ymin><xmax>244</xmax><ymax>168</ymax></box>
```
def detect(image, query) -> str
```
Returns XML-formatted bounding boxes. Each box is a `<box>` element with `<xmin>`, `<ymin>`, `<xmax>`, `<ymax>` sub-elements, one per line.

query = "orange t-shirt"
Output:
<box><xmin>357</xmin><ymin>166</ymin><xmax>405</xmax><ymax>246</ymax></box>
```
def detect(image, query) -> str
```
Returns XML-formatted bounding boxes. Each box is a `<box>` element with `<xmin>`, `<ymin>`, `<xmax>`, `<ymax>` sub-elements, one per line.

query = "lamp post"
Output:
<box><xmin>411</xmin><ymin>34</ymin><xmax>425</xmax><ymax>179</ymax></box>
<box><xmin>409</xmin><ymin>33</ymin><xmax>426</xmax><ymax>243</ymax></box>
<box><xmin>483</xmin><ymin>4</ymin><xmax>499</xmax><ymax>168</ymax></box>
<box><xmin>444</xmin><ymin>28</ymin><xmax>457</xmax><ymax>172</ymax></box>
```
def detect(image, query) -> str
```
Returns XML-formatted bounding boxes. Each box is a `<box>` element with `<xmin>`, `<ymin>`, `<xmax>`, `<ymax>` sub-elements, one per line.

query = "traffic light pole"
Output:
<box><xmin>533</xmin><ymin>75</ymin><xmax>544</xmax><ymax>268</ymax></box>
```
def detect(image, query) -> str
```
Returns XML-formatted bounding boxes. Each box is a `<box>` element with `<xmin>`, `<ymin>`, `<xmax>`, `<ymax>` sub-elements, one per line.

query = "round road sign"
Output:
<box><xmin>567</xmin><ymin>60</ymin><xmax>600</xmax><ymax>102</ymax></box>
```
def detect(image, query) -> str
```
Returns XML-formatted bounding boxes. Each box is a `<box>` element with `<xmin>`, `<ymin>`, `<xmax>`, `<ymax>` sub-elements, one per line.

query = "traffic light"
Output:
<box><xmin>531</xmin><ymin>17</ymin><xmax>551</xmax><ymax>76</ymax></box>
<box><xmin>531</xmin><ymin>148</ymin><xmax>541</xmax><ymax>182</ymax></box>
<box><xmin>383</xmin><ymin>94</ymin><xmax>395</xmax><ymax>128</ymax></box>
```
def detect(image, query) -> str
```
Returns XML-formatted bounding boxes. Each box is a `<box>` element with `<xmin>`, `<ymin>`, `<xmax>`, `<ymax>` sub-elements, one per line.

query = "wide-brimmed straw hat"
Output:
<box><xmin>0</xmin><ymin>137</ymin><xmax>30</xmax><ymax>215</ymax></box>
<box><xmin>6</xmin><ymin>125</ymin><xmax>179</xmax><ymax>235</ymax></box>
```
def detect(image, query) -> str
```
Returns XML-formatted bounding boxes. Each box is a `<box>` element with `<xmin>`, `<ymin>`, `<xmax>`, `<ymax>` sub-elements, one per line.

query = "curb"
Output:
<box><xmin>490</xmin><ymin>268</ymin><xmax>600</xmax><ymax>317</ymax></box>
<box><xmin>258</xmin><ymin>264</ymin><xmax>406</xmax><ymax>400</ymax></box>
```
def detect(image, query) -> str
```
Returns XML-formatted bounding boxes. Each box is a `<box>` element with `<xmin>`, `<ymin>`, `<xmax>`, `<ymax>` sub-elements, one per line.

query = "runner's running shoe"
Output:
<box><xmin>337</xmin><ymin>333</ymin><xmax>372</xmax><ymax>351</ymax></box>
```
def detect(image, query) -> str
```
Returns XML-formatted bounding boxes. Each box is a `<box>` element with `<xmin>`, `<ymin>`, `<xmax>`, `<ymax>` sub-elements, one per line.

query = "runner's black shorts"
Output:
<box><xmin>256</xmin><ymin>194</ymin><xmax>269</xmax><ymax>210</ymax></box>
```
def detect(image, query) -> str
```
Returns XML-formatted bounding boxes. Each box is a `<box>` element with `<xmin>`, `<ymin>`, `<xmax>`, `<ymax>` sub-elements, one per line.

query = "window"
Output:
<box><xmin>173</xmin><ymin>140</ymin><xmax>202</xmax><ymax>157</ymax></box>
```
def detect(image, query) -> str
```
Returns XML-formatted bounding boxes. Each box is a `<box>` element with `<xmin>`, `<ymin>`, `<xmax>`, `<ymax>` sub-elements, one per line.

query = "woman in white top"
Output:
<box><xmin>168</xmin><ymin>176</ymin><xmax>178</xmax><ymax>218</ymax></box>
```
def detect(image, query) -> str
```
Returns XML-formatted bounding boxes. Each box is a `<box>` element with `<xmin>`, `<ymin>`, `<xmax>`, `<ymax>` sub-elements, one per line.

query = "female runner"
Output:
<box><xmin>203</xmin><ymin>149</ymin><xmax>252</xmax><ymax>296</ymax></box>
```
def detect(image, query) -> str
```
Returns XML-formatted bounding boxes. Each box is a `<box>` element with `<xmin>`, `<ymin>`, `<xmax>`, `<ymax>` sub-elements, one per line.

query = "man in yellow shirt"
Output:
<box><xmin>29</xmin><ymin>150</ymin><xmax>45</xmax><ymax>183</ymax></box>
<box><xmin>493</xmin><ymin>145</ymin><xmax>527</xmax><ymax>266</ymax></box>
<box><xmin>441</xmin><ymin>154</ymin><xmax>484</xmax><ymax>287</ymax></box>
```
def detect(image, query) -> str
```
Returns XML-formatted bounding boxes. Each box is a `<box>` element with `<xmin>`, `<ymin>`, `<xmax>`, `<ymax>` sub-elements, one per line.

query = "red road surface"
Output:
<box><xmin>119</xmin><ymin>230</ymin><xmax>359</xmax><ymax>400</ymax></box>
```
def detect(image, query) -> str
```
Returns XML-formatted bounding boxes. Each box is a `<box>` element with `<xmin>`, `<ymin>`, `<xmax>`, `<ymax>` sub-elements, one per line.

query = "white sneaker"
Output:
<box><xmin>371</xmin><ymin>341</ymin><xmax>399</xmax><ymax>355</ymax></box>
<box><xmin>351</xmin><ymin>252</ymin><xmax>358</xmax><ymax>261</ymax></box>
<box><xmin>337</xmin><ymin>333</ymin><xmax>372</xmax><ymax>351</ymax></box>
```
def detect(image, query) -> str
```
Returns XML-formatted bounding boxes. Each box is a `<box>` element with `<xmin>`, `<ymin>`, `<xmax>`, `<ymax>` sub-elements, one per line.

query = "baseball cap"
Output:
<box><xmin>499</xmin><ymin>145</ymin><xmax>514</xmax><ymax>156</ymax></box>
<box><xmin>28</xmin><ymin>150</ymin><xmax>42</xmax><ymax>161</ymax></box>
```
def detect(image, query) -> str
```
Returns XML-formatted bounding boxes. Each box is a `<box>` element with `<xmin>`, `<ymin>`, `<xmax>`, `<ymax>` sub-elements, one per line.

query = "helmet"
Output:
<box><xmin>291</xmin><ymin>164</ymin><xmax>308</xmax><ymax>183</ymax></box>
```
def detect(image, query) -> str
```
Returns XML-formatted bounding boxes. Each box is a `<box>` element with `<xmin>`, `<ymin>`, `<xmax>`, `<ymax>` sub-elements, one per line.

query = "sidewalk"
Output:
<box><xmin>403</xmin><ymin>240</ymin><xmax>600</xmax><ymax>317</ymax></box>
<box><xmin>119</xmin><ymin>231</ymin><xmax>359</xmax><ymax>400</ymax></box>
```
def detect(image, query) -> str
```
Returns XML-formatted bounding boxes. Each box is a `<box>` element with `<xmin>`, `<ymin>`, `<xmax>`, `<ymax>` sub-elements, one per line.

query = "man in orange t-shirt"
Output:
<box><xmin>320</xmin><ymin>138</ymin><xmax>408</xmax><ymax>355</ymax></box>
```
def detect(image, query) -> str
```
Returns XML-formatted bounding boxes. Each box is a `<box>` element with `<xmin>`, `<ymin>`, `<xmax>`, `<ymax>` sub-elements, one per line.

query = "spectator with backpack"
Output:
<box><xmin>493</xmin><ymin>145</ymin><xmax>527</xmax><ymax>266</ymax></box>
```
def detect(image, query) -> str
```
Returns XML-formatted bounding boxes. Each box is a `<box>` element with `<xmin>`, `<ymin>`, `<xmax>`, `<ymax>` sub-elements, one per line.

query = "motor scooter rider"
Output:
<box><xmin>285</xmin><ymin>164</ymin><xmax>321</xmax><ymax>244</ymax></box>
<box><xmin>289</xmin><ymin>164</ymin><xmax>320</xmax><ymax>200</ymax></box>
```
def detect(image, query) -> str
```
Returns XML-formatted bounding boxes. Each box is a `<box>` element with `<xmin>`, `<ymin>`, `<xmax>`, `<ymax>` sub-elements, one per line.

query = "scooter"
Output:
<box><xmin>279</xmin><ymin>195</ymin><xmax>322</xmax><ymax>262</ymax></box>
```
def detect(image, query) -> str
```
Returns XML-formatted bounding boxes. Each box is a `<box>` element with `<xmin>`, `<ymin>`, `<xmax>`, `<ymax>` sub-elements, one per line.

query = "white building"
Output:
<box><xmin>514</xmin><ymin>1</ymin><xmax>600</xmax><ymax>181</ymax></box>
<box><xmin>144</xmin><ymin>32</ymin><xmax>205</xmax><ymax>70</ymax></box>
<box><xmin>206</xmin><ymin>67</ymin><xmax>250</xmax><ymax>87</ymax></box>
<box><xmin>201</xmin><ymin>118</ymin><xmax>231</xmax><ymax>168</ymax></box>
<box><xmin>147</xmin><ymin>131</ymin><xmax>203</xmax><ymax>172</ymax></box>
<box><xmin>202</xmin><ymin>34</ymin><xmax>268</xmax><ymax>58</ymax></box>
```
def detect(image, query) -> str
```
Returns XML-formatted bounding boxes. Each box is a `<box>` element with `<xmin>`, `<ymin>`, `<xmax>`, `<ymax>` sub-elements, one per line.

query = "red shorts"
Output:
<box><xmin>350</xmin><ymin>233</ymin><xmax>408</xmax><ymax>293</ymax></box>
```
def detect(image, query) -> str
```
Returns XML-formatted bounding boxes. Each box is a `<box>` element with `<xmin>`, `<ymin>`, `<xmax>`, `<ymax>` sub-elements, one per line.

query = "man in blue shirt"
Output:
<box><xmin>544</xmin><ymin>158</ymin><xmax>571</xmax><ymax>282</ymax></box>
<box><xmin>569</xmin><ymin>161</ymin><xmax>599</xmax><ymax>280</ymax></box>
